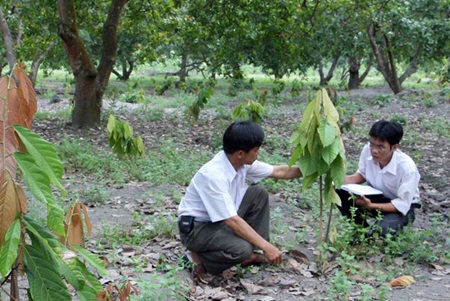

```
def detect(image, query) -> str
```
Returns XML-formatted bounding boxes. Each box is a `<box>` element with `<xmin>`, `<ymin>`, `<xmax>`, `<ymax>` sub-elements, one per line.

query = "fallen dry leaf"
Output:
<box><xmin>240</xmin><ymin>279</ymin><xmax>267</xmax><ymax>294</ymax></box>
<box><xmin>388</xmin><ymin>275</ymin><xmax>416</xmax><ymax>287</ymax></box>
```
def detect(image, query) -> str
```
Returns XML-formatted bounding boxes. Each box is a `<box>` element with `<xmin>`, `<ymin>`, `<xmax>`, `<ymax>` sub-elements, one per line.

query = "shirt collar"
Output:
<box><xmin>218</xmin><ymin>151</ymin><xmax>238</xmax><ymax>178</ymax></box>
<box><xmin>367</xmin><ymin>151</ymin><xmax>398</xmax><ymax>175</ymax></box>
<box><xmin>384</xmin><ymin>151</ymin><xmax>398</xmax><ymax>175</ymax></box>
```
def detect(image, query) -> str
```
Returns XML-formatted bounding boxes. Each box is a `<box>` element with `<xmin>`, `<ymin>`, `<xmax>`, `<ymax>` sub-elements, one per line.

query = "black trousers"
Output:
<box><xmin>336</xmin><ymin>189</ymin><xmax>416</xmax><ymax>236</ymax></box>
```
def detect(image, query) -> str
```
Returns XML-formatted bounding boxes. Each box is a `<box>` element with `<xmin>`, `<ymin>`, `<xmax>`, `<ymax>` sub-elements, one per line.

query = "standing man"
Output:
<box><xmin>337</xmin><ymin>119</ymin><xmax>421</xmax><ymax>237</ymax></box>
<box><xmin>178</xmin><ymin>120</ymin><xmax>302</xmax><ymax>281</ymax></box>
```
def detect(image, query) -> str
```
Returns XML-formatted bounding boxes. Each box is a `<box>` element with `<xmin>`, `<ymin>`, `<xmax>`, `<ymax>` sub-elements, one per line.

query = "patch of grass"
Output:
<box><xmin>58</xmin><ymin>135</ymin><xmax>215</xmax><ymax>186</ymax></box>
<box><xmin>141</xmin><ymin>138</ymin><xmax>215</xmax><ymax>185</ymax></box>
<box><xmin>133</xmin><ymin>257</ymin><xmax>187</xmax><ymax>301</ymax></box>
<box><xmin>372</xmin><ymin>94</ymin><xmax>393</xmax><ymax>107</ymax></box>
<box><xmin>99</xmin><ymin>213</ymin><xmax>177</xmax><ymax>248</ymax></box>
<box><xmin>75</xmin><ymin>184</ymin><xmax>111</xmax><ymax>205</ymax></box>
<box><xmin>420</xmin><ymin>116</ymin><xmax>450</xmax><ymax>138</ymax></box>
<box><xmin>390</xmin><ymin>114</ymin><xmax>408</xmax><ymax>125</ymax></box>
<box><xmin>317</xmin><ymin>211</ymin><xmax>450</xmax><ymax>300</ymax></box>
<box><xmin>422</xmin><ymin>91</ymin><xmax>437</xmax><ymax>107</ymax></box>
<box><xmin>34</xmin><ymin>109</ymin><xmax>72</xmax><ymax>123</ymax></box>
<box><xmin>137</xmin><ymin>107</ymin><xmax>165</xmax><ymax>122</ymax></box>
<box><xmin>57</xmin><ymin>138</ymin><xmax>128</xmax><ymax>185</ymax></box>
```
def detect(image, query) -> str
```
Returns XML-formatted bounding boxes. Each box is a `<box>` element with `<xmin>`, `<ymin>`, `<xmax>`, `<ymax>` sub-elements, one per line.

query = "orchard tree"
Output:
<box><xmin>0</xmin><ymin>1</ymin><xmax>63</xmax><ymax>86</ymax></box>
<box><xmin>57</xmin><ymin>0</ymin><xmax>128</xmax><ymax>128</ymax></box>
<box><xmin>366</xmin><ymin>0</ymin><xmax>450</xmax><ymax>94</ymax></box>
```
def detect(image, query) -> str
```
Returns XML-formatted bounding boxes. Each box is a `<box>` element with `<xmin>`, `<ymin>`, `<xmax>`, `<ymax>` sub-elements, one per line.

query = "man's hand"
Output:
<box><xmin>262</xmin><ymin>244</ymin><xmax>283</xmax><ymax>265</ymax></box>
<box><xmin>225</xmin><ymin>216</ymin><xmax>283</xmax><ymax>265</ymax></box>
<box><xmin>355</xmin><ymin>195</ymin><xmax>372</xmax><ymax>208</ymax></box>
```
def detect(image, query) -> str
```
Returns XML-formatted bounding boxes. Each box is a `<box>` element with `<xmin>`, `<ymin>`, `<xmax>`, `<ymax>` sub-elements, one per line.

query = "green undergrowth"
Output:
<box><xmin>316</xmin><ymin>211</ymin><xmax>450</xmax><ymax>299</ymax></box>
<box><xmin>57</xmin><ymin>137</ymin><xmax>215</xmax><ymax>187</ymax></box>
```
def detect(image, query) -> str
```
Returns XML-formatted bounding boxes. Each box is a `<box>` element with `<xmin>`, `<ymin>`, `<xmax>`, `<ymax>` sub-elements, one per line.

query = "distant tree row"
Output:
<box><xmin>0</xmin><ymin>0</ymin><xmax>449</xmax><ymax>127</ymax></box>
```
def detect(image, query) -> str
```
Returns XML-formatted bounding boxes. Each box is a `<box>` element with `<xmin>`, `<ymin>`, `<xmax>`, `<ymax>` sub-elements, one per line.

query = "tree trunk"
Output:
<box><xmin>358</xmin><ymin>56</ymin><xmax>373</xmax><ymax>86</ymax></box>
<box><xmin>57</xmin><ymin>0</ymin><xmax>128</xmax><ymax>128</ymax></box>
<box><xmin>0</xmin><ymin>6</ymin><xmax>17</xmax><ymax>72</ymax></box>
<box><xmin>347</xmin><ymin>57</ymin><xmax>360</xmax><ymax>90</ymax></box>
<box><xmin>318</xmin><ymin>55</ymin><xmax>340</xmax><ymax>86</ymax></box>
<box><xmin>29</xmin><ymin>42</ymin><xmax>56</xmax><ymax>87</ymax></box>
<box><xmin>112</xmin><ymin>59</ymin><xmax>134</xmax><ymax>81</ymax></box>
<box><xmin>179</xmin><ymin>54</ymin><xmax>187</xmax><ymax>82</ymax></box>
<box><xmin>367</xmin><ymin>24</ymin><xmax>402</xmax><ymax>94</ymax></box>
<box><xmin>347</xmin><ymin>56</ymin><xmax>373</xmax><ymax>90</ymax></box>
<box><xmin>122</xmin><ymin>60</ymin><xmax>134</xmax><ymax>81</ymax></box>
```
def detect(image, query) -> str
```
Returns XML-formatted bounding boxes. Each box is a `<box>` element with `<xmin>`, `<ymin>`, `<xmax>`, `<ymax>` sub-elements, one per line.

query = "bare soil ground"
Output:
<box><xmin>32</xmin><ymin>85</ymin><xmax>450</xmax><ymax>300</ymax></box>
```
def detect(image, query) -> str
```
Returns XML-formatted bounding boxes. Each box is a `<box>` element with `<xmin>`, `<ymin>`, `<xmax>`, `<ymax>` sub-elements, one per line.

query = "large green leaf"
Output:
<box><xmin>324</xmin><ymin>173</ymin><xmax>341</xmax><ymax>206</ymax></box>
<box><xmin>288</xmin><ymin>144</ymin><xmax>302</xmax><ymax>167</ymax></box>
<box><xmin>15</xmin><ymin>153</ymin><xmax>64</xmax><ymax>235</ymax></box>
<box><xmin>71</xmin><ymin>257</ymin><xmax>103</xmax><ymax>293</ymax></box>
<box><xmin>317</xmin><ymin>157</ymin><xmax>330</xmax><ymax>175</ymax></box>
<box><xmin>306</xmin><ymin>122</ymin><xmax>319</xmax><ymax>154</ymax></box>
<box><xmin>14</xmin><ymin>152</ymin><xmax>54</xmax><ymax>205</ymax></box>
<box><xmin>299</xmin><ymin>97</ymin><xmax>318</xmax><ymax>140</ymax></box>
<box><xmin>61</xmin><ymin>258</ymin><xmax>99</xmax><ymax>301</ymax></box>
<box><xmin>289</xmin><ymin>129</ymin><xmax>301</xmax><ymax>146</ymax></box>
<box><xmin>298</xmin><ymin>148</ymin><xmax>317</xmax><ymax>177</ymax></box>
<box><xmin>321</xmin><ymin>88</ymin><xmax>339</xmax><ymax>126</ymax></box>
<box><xmin>71</xmin><ymin>244</ymin><xmax>107</xmax><ymax>276</ymax></box>
<box><xmin>23</xmin><ymin>243</ymin><xmax>71</xmax><ymax>301</ymax></box>
<box><xmin>0</xmin><ymin>218</ymin><xmax>21</xmax><ymax>279</ymax></box>
<box><xmin>330</xmin><ymin>155</ymin><xmax>347</xmax><ymax>188</ymax></box>
<box><xmin>302</xmin><ymin>172</ymin><xmax>319</xmax><ymax>190</ymax></box>
<box><xmin>47</xmin><ymin>199</ymin><xmax>65</xmax><ymax>236</ymax></box>
<box><xmin>322</xmin><ymin>138</ymin><xmax>341</xmax><ymax>165</ymax></box>
<box><xmin>13</xmin><ymin>125</ymin><xmax>65</xmax><ymax>195</ymax></box>
<box><xmin>318</xmin><ymin>119</ymin><xmax>336</xmax><ymax>147</ymax></box>
<box><xmin>23</xmin><ymin>216</ymin><xmax>62</xmax><ymax>254</ymax></box>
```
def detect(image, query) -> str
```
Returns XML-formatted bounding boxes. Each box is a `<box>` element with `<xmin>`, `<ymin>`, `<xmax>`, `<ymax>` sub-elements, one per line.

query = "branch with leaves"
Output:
<box><xmin>289</xmin><ymin>88</ymin><xmax>346</xmax><ymax>244</ymax></box>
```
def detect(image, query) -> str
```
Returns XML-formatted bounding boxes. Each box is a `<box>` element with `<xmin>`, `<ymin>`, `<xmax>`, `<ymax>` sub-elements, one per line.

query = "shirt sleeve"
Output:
<box><xmin>245</xmin><ymin>160</ymin><xmax>274</xmax><ymax>183</ymax></box>
<box><xmin>391</xmin><ymin>170</ymin><xmax>421</xmax><ymax>215</ymax></box>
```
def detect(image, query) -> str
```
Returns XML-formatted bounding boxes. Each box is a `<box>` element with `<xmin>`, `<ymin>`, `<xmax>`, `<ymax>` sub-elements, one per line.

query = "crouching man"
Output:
<box><xmin>178</xmin><ymin>120</ymin><xmax>302</xmax><ymax>281</ymax></box>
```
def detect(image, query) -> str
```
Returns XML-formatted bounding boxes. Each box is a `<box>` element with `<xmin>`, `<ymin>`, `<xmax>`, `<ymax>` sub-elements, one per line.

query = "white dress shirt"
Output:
<box><xmin>178</xmin><ymin>151</ymin><xmax>273</xmax><ymax>222</ymax></box>
<box><xmin>357</xmin><ymin>144</ymin><xmax>421</xmax><ymax>215</ymax></box>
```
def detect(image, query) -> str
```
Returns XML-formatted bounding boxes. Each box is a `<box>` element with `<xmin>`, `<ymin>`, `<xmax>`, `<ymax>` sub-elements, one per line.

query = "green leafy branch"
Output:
<box><xmin>107</xmin><ymin>114</ymin><xmax>145</xmax><ymax>160</ymax></box>
<box><xmin>289</xmin><ymin>88</ymin><xmax>347</xmax><ymax>244</ymax></box>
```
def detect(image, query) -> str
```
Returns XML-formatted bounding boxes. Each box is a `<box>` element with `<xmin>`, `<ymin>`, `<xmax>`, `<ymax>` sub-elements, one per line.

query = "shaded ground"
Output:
<box><xmin>31</xmin><ymin>85</ymin><xmax>450</xmax><ymax>300</ymax></box>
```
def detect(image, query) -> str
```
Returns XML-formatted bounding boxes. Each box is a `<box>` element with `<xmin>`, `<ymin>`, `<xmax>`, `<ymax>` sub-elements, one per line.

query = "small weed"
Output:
<box><xmin>77</xmin><ymin>184</ymin><xmax>110</xmax><ymax>205</ymax></box>
<box><xmin>138</xmin><ymin>108</ymin><xmax>165</xmax><ymax>121</ymax></box>
<box><xmin>391</xmin><ymin>114</ymin><xmax>408</xmax><ymax>125</ymax></box>
<box><xmin>271</xmin><ymin>80</ymin><xmax>286</xmax><ymax>99</ymax></box>
<box><xmin>422</xmin><ymin>91</ymin><xmax>437</xmax><ymax>107</ymax></box>
<box><xmin>372</xmin><ymin>94</ymin><xmax>393</xmax><ymax>107</ymax></box>
<box><xmin>326</xmin><ymin>270</ymin><xmax>353</xmax><ymax>300</ymax></box>
<box><xmin>134</xmin><ymin>257</ymin><xmax>187</xmax><ymax>300</ymax></box>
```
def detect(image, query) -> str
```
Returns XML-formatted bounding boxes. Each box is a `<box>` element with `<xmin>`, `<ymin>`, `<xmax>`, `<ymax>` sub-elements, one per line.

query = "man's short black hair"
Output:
<box><xmin>369</xmin><ymin>119</ymin><xmax>403</xmax><ymax>146</ymax></box>
<box><xmin>223</xmin><ymin>120</ymin><xmax>265</xmax><ymax>154</ymax></box>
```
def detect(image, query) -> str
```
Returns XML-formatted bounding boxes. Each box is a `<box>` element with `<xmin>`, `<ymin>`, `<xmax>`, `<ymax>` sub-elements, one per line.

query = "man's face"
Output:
<box><xmin>369</xmin><ymin>137</ymin><xmax>397</xmax><ymax>166</ymax></box>
<box><xmin>242</xmin><ymin>146</ymin><xmax>261</xmax><ymax>165</ymax></box>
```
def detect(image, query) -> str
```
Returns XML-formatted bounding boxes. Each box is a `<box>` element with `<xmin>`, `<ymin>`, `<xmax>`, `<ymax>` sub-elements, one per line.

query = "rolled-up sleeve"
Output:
<box><xmin>391</xmin><ymin>170</ymin><xmax>421</xmax><ymax>215</ymax></box>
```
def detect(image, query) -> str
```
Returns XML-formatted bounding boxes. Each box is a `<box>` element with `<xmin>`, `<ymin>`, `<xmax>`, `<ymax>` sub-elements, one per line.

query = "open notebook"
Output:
<box><xmin>341</xmin><ymin>184</ymin><xmax>383</xmax><ymax>196</ymax></box>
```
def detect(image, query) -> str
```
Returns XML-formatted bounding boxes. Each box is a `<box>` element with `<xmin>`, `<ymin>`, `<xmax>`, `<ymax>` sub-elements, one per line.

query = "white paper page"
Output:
<box><xmin>341</xmin><ymin>184</ymin><xmax>383</xmax><ymax>195</ymax></box>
